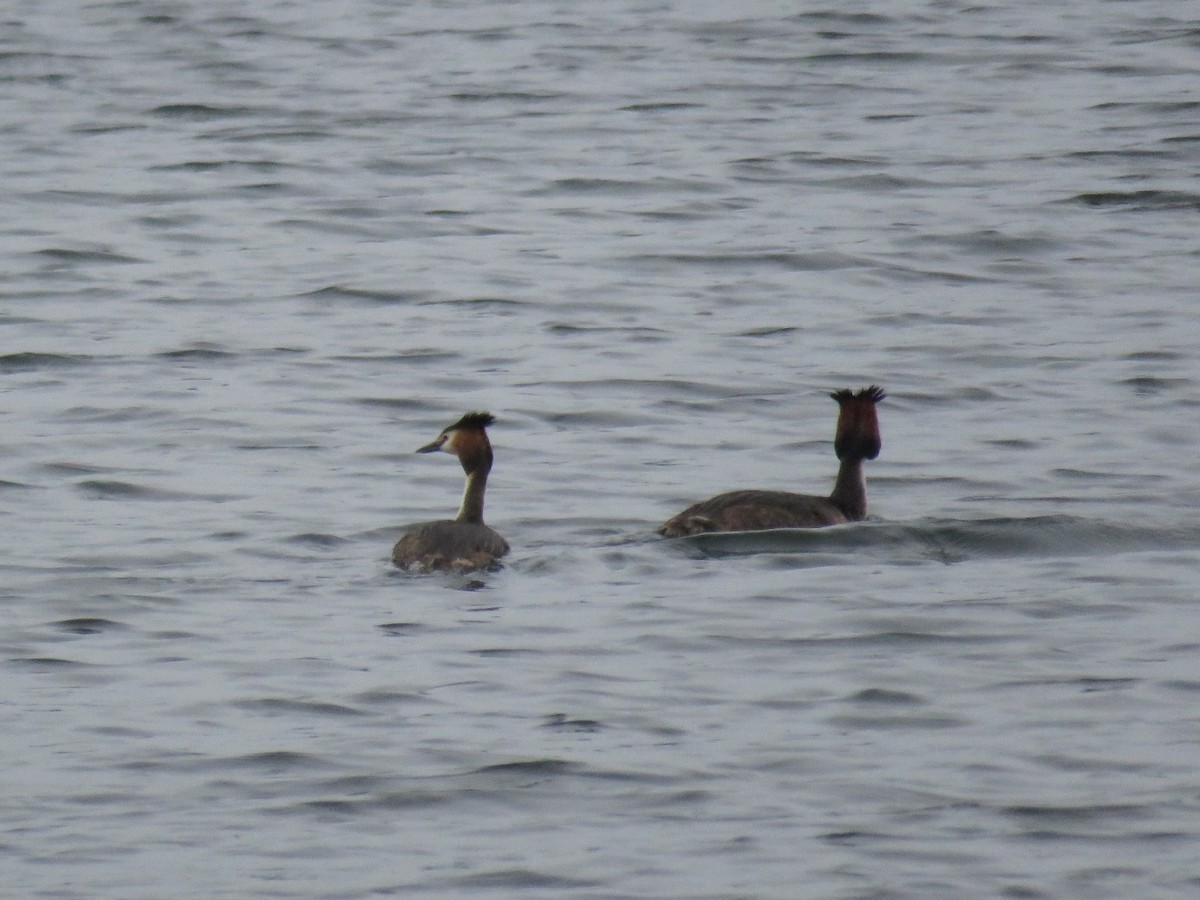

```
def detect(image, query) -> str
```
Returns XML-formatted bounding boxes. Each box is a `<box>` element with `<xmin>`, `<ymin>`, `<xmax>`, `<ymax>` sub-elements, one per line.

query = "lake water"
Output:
<box><xmin>3</xmin><ymin>2</ymin><xmax>1200</xmax><ymax>898</ymax></box>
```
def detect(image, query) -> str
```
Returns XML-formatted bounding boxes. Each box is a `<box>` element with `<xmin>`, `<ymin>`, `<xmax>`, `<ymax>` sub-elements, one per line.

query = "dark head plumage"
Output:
<box><xmin>449</xmin><ymin>411</ymin><xmax>496</xmax><ymax>431</ymax></box>
<box><xmin>831</xmin><ymin>386</ymin><xmax>884</xmax><ymax>461</ymax></box>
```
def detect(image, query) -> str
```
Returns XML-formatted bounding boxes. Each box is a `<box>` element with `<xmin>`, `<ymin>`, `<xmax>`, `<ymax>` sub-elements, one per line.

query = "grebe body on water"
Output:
<box><xmin>392</xmin><ymin>412</ymin><xmax>510</xmax><ymax>572</ymax></box>
<box><xmin>658</xmin><ymin>386</ymin><xmax>885</xmax><ymax>537</ymax></box>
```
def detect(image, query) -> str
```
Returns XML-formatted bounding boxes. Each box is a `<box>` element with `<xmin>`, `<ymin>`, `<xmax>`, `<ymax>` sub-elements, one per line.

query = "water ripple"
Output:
<box><xmin>674</xmin><ymin>516</ymin><xmax>1200</xmax><ymax>565</ymax></box>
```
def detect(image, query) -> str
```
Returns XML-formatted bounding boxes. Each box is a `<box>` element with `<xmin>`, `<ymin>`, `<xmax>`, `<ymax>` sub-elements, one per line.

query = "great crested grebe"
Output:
<box><xmin>392</xmin><ymin>412</ymin><xmax>510</xmax><ymax>572</ymax></box>
<box><xmin>658</xmin><ymin>386</ymin><xmax>885</xmax><ymax>537</ymax></box>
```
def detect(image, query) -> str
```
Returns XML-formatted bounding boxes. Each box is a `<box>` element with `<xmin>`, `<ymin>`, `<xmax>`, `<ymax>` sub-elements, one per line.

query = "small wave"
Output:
<box><xmin>546</xmin><ymin>322</ymin><xmax>668</xmax><ymax>338</ymax></box>
<box><xmin>155</xmin><ymin>345</ymin><xmax>237</xmax><ymax>361</ymax></box>
<box><xmin>53</xmin><ymin>618</ymin><xmax>128</xmax><ymax>635</ymax></box>
<box><xmin>825</xmin><ymin>713</ymin><xmax>966</xmax><ymax>730</ymax></box>
<box><xmin>920</xmin><ymin>516</ymin><xmax>1199</xmax><ymax>562</ymax></box>
<box><xmin>1067</xmin><ymin>190</ymin><xmax>1200</xmax><ymax>212</ymax></box>
<box><xmin>541</xmin><ymin>713</ymin><xmax>604</xmax><ymax>732</ymax></box>
<box><xmin>40</xmin><ymin>461</ymin><xmax>111</xmax><ymax>475</ymax></box>
<box><xmin>847</xmin><ymin>688</ymin><xmax>925</xmax><ymax>705</ymax></box>
<box><xmin>672</xmin><ymin>516</ymin><xmax>1199</xmax><ymax>565</ymax></box>
<box><xmin>449</xmin><ymin>90</ymin><xmax>564</xmax><ymax>104</ymax></box>
<box><xmin>1119</xmin><ymin>376</ymin><xmax>1190</xmax><ymax>396</ymax></box>
<box><xmin>356</xmin><ymin>396</ymin><xmax>445</xmax><ymax>413</ymax></box>
<box><xmin>77</xmin><ymin>479</ymin><xmax>166</xmax><ymax>499</ymax></box>
<box><xmin>148</xmin><ymin>159</ymin><xmax>292</xmax><ymax>173</ymax></box>
<box><xmin>737</xmin><ymin>325</ymin><xmax>799</xmax><ymax>338</ymax></box>
<box><xmin>714</xmin><ymin>631</ymin><xmax>998</xmax><ymax>651</ymax></box>
<box><xmin>0</xmin><ymin>351</ymin><xmax>92</xmax><ymax>372</ymax></box>
<box><xmin>628</xmin><ymin>250</ymin><xmax>869</xmax><ymax>272</ymax></box>
<box><xmin>8</xmin><ymin>656</ymin><xmax>96</xmax><ymax>670</ymax></box>
<box><xmin>352</xmin><ymin>688</ymin><xmax>430</xmax><ymax>706</ymax></box>
<box><xmin>436</xmin><ymin>295</ymin><xmax>527</xmax><ymax>309</ymax></box>
<box><xmin>620</xmin><ymin>101</ymin><xmax>703</xmax><ymax>112</ymax></box>
<box><xmin>340</xmin><ymin>349</ymin><xmax>459</xmax><ymax>367</ymax></box>
<box><xmin>285</xmin><ymin>532</ymin><xmax>349</xmax><ymax>547</ymax></box>
<box><xmin>147</xmin><ymin>103</ymin><xmax>260</xmax><ymax>120</ymax></box>
<box><xmin>1123</xmin><ymin>349</ymin><xmax>1185</xmax><ymax>362</ymax></box>
<box><xmin>820</xmin><ymin>172</ymin><xmax>929</xmax><ymax>190</ymax></box>
<box><xmin>903</xmin><ymin>228</ymin><xmax>1064</xmax><ymax>256</ymax></box>
<box><xmin>1002</xmin><ymin>803</ymin><xmax>1152</xmax><ymax>824</ymax></box>
<box><xmin>539</xmin><ymin>408</ymin><xmax>659</xmax><ymax>427</ymax></box>
<box><xmin>302</xmin><ymin>285</ymin><xmax>426</xmax><ymax>305</ymax></box>
<box><xmin>34</xmin><ymin>247</ymin><xmax>142</xmax><ymax>265</ymax></box>
<box><xmin>794</xmin><ymin>10</ymin><xmax>892</xmax><ymax>26</ymax></box>
<box><xmin>806</xmin><ymin>50</ymin><xmax>929</xmax><ymax>65</ymax></box>
<box><xmin>77</xmin><ymin>479</ymin><xmax>235</xmax><ymax>502</ymax></box>
<box><xmin>232</xmin><ymin>698</ymin><xmax>367</xmax><ymax>718</ymax></box>
<box><xmin>439</xmin><ymin>868</ymin><xmax>602</xmax><ymax>890</ymax></box>
<box><xmin>531</xmin><ymin>376</ymin><xmax>728</xmax><ymax>400</ymax></box>
<box><xmin>1090</xmin><ymin>99</ymin><xmax>1200</xmax><ymax>114</ymax></box>
<box><xmin>534</xmin><ymin>176</ymin><xmax>717</xmax><ymax>197</ymax></box>
<box><xmin>467</xmin><ymin>758</ymin><xmax>575</xmax><ymax>778</ymax></box>
<box><xmin>213</xmin><ymin>751</ymin><xmax>333</xmax><ymax>772</ymax></box>
<box><xmin>60</xmin><ymin>406</ymin><xmax>166</xmax><ymax>424</ymax></box>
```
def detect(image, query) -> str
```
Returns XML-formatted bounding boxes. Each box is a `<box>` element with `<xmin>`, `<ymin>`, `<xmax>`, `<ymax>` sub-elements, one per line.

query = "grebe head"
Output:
<box><xmin>831</xmin><ymin>386</ymin><xmax>885</xmax><ymax>461</ymax></box>
<box><xmin>416</xmin><ymin>411</ymin><xmax>496</xmax><ymax>474</ymax></box>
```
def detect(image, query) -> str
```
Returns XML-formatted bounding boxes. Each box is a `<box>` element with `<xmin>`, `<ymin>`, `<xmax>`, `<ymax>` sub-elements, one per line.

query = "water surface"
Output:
<box><xmin>3</xmin><ymin>2</ymin><xmax>1200</xmax><ymax>898</ymax></box>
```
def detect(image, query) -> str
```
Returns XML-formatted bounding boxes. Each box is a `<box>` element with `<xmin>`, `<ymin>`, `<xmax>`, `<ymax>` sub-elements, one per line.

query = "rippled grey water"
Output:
<box><xmin>4</xmin><ymin>2</ymin><xmax>1200</xmax><ymax>898</ymax></box>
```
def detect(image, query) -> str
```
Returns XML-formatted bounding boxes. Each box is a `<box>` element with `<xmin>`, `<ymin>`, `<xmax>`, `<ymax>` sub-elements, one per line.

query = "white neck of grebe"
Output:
<box><xmin>456</xmin><ymin>466</ymin><xmax>488</xmax><ymax>524</ymax></box>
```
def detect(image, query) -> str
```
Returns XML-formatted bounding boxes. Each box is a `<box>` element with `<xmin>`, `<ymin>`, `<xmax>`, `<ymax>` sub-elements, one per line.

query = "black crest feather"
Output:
<box><xmin>449</xmin><ymin>411</ymin><xmax>496</xmax><ymax>431</ymax></box>
<box><xmin>830</xmin><ymin>386</ymin><xmax>885</xmax><ymax>404</ymax></box>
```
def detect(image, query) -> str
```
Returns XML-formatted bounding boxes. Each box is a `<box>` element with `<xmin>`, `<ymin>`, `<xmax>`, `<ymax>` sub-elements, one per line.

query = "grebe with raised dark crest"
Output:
<box><xmin>392</xmin><ymin>412</ymin><xmax>510</xmax><ymax>572</ymax></box>
<box><xmin>658</xmin><ymin>386</ymin><xmax>885</xmax><ymax>537</ymax></box>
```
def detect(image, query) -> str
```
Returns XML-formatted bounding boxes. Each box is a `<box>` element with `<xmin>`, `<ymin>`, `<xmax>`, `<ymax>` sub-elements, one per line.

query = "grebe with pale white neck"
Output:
<box><xmin>392</xmin><ymin>412</ymin><xmax>510</xmax><ymax>572</ymax></box>
<box><xmin>658</xmin><ymin>386</ymin><xmax>885</xmax><ymax>537</ymax></box>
